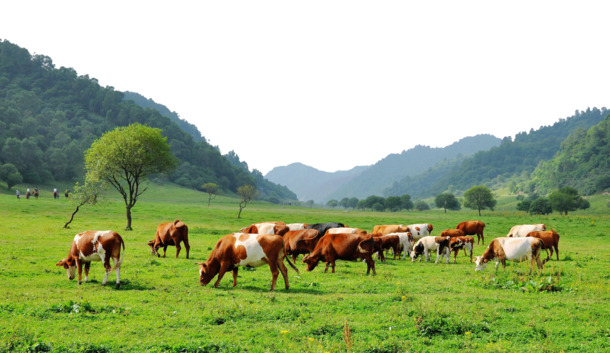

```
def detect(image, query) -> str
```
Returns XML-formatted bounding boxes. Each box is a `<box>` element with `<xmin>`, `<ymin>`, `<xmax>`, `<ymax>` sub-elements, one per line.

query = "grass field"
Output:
<box><xmin>0</xmin><ymin>183</ymin><xmax>608</xmax><ymax>352</ymax></box>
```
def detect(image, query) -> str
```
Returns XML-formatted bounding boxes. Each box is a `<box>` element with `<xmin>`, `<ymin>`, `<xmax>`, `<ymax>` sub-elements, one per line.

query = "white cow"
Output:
<box><xmin>325</xmin><ymin>227</ymin><xmax>367</xmax><ymax>235</ymax></box>
<box><xmin>474</xmin><ymin>237</ymin><xmax>544</xmax><ymax>272</ymax></box>
<box><xmin>386</xmin><ymin>232</ymin><xmax>413</xmax><ymax>260</ymax></box>
<box><xmin>507</xmin><ymin>224</ymin><xmax>546</xmax><ymax>237</ymax></box>
<box><xmin>287</xmin><ymin>223</ymin><xmax>308</xmax><ymax>231</ymax></box>
<box><xmin>410</xmin><ymin>236</ymin><xmax>450</xmax><ymax>264</ymax></box>
<box><xmin>406</xmin><ymin>223</ymin><xmax>434</xmax><ymax>242</ymax></box>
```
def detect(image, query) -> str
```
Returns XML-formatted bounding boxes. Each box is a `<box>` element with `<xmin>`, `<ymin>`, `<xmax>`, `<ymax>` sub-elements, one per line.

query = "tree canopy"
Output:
<box><xmin>463</xmin><ymin>185</ymin><xmax>496</xmax><ymax>216</ymax></box>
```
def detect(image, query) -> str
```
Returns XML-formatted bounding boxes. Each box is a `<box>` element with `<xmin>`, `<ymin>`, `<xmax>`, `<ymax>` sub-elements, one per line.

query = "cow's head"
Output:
<box><xmin>302</xmin><ymin>254</ymin><xmax>319</xmax><ymax>272</ymax></box>
<box><xmin>196</xmin><ymin>262</ymin><xmax>214</xmax><ymax>286</ymax></box>
<box><xmin>146</xmin><ymin>240</ymin><xmax>159</xmax><ymax>256</ymax></box>
<box><xmin>410</xmin><ymin>242</ymin><xmax>424</xmax><ymax>262</ymax></box>
<box><xmin>474</xmin><ymin>256</ymin><xmax>488</xmax><ymax>272</ymax></box>
<box><xmin>56</xmin><ymin>258</ymin><xmax>76</xmax><ymax>280</ymax></box>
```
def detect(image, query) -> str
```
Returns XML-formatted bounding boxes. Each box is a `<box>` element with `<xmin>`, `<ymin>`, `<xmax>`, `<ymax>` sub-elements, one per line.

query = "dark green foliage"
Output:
<box><xmin>549</xmin><ymin>187</ymin><xmax>590</xmax><ymax>215</ymax></box>
<box><xmin>414</xmin><ymin>200</ymin><xmax>430</xmax><ymax>211</ymax></box>
<box><xmin>463</xmin><ymin>185</ymin><xmax>496</xmax><ymax>216</ymax></box>
<box><xmin>0</xmin><ymin>163</ymin><xmax>22</xmax><ymax>189</ymax></box>
<box><xmin>434</xmin><ymin>192</ymin><xmax>460</xmax><ymax>213</ymax></box>
<box><xmin>529</xmin><ymin>197</ymin><xmax>552</xmax><ymax>215</ymax></box>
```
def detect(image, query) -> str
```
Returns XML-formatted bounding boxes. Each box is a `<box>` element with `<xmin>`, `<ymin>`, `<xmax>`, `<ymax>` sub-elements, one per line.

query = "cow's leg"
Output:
<box><xmin>268</xmin><ymin>261</ymin><xmax>279</xmax><ymax>291</ymax></box>
<box><xmin>232</xmin><ymin>268</ymin><xmax>238</xmax><ymax>287</ymax></box>
<box><xmin>76</xmin><ymin>259</ymin><xmax>83</xmax><ymax>285</ymax></box>
<box><xmin>214</xmin><ymin>265</ymin><xmax>230</xmax><ymax>288</ymax></box>
<box><xmin>277</xmin><ymin>260</ymin><xmax>290</xmax><ymax>290</ymax></box>
<box><xmin>554</xmin><ymin>244</ymin><xmax>559</xmax><ymax>261</ymax></box>
<box><xmin>84</xmin><ymin>261</ymin><xmax>91</xmax><ymax>282</ymax></box>
<box><xmin>324</xmin><ymin>262</ymin><xmax>330</xmax><ymax>273</ymax></box>
<box><xmin>366</xmin><ymin>255</ymin><xmax>376</xmax><ymax>275</ymax></box>
<box><xmin>162</xmin><ymin>245</ymin><xmax>168</xmax><ymax>258</ymax></box>
<box><xmin>175</xmin><ymin>242</ymin><xmax>182</xmax><ymax>258</ymax></box>
<box><xmin>184</xmin><ymin>238</ymin><xmax>190</xmax><ymax>259</ymax></box>
<box><xmin>113</xmin><ymin>257</ymin><xmax>121</xmax><ymax>288</ymax></box>
<box><xmin>102</xmin><ymin>255</ymin><xmax>112</xmax><ymax>286</ymax></box>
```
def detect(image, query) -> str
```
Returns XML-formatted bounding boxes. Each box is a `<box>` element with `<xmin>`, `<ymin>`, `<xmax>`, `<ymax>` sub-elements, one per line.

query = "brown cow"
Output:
<box><xmin>241</xmin><ymin>222</ymin><xmax>289</xmax><ymax>236</ymax></box>
<box><xmin>283</xmin><ymin>229</ymin><xmax>320</xmax><ymax>262</ymax></box>
<box><xmin>449</xmin><ymin>236</ymin><xmax>474</xmax><ymax>263</ymax></box>
<box><xmin>147</xmin><ymin>220</ymin><xmax>190</xmax><ymax>258</ymax></box>
<box><xmin>196</xmin><ymin>232</ymin><xmax>299</xmax><ymax>291</ymax></box>
<box><xmin>303</xmin><ymin>233</ymin><xmax>377</xmax><ymax>274</ymax></box>
<box><xmin>56</xmin><ymin>230</ymin><xmax>125</xmax><ymax>288</ymax></box>
<box><xmin>440</xmin><ymin>229</ymin><xmax>466</xmax><ymax>238</ymax></box>
<box><xmin>526</xmin><ymin>229</ymin><xmax>560</xmax><ymax>262</ymax></box>
<box><xmin>372</xmin><ymin>224</ymin><xmax>408</xmax><ymax>236</ymax></box>
<box><xmin>372</xmin><ymin>234</ymin><xmax>401</xmax><ymax>261</ymax></box>
<box><xmin>456</xmin><ymin>220</ymin><xmax>486</xmax><ymax>244</ymax></box>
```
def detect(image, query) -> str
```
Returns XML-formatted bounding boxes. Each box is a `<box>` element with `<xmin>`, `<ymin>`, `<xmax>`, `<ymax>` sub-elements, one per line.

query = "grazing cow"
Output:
<box><xmin>456</xmin><ymin>221</ymin><xmax>486</xmax><ymax>244</ymax></box>
<box><xmin>372</xmin><ymin>224</ymin><xmax>408</xmax><ymax>236</ymax></box>
<box><xmin>507</xmin><ymin>224</ymin><xmax>546</xmax><ymax>238</ymax></box>
<box><xmin>410</xmin><ymin>236</ymin><xmax>450</xmax><ymax>264</ymax></box>
<box><xmin>147</xmin><ymin>220</ymin><xmax>190</xmax><ymax>258</ymax></box>
<box><xmin>474</xmin><ymin>237</ymin><xmax>544</xmax><ymax>273</ymax></box>
<box><xmin>526</xmin><ymin>229</ymin><xmax>560</xmax><ymax>261</ymax></box>
<box><xmin>385</xmin><ymin>232</ymin><xmax>414</xmax><ymax>260</ymax></box>
<box><xmin>325</xmin><ymin>227</ymin><xmax>367</xmax><ymax>235</ymax></box>
<box><xmin>303</xmin><ymin>233</ymin><xmax>377</xmax><ymax>274</ymax></box>
<box><xmin>449</xmin><ymin>236</ymin><xmax>475</xmax><ymax>263</ymax></box>
<box><xmin>56</xmin><ymin>230</ymin><xmax>125</xmax><ymax>288</ymax></box>
<box><xmin>241</xmin><ymin>222</ymin><xmax>289</xmax><ymax>236</ymax></box>
<box><xmin>440</xmin><ymin>229</ymin><xmax>466</xmax><ymax>238</ymax></box>
<box><xmin>283</xmin><ymin>229</ymin><xmax>320</xmax><ymax>262</ymax></box>
<box><xmin>406</xmin><ymin>223</ymin><xmax>434</xmax><ymax>242</ymax></box>
<box><xmin>306</xmin><ymin>222</ymin><xmax>346</xmax><ymax>237</ymax></box>
<box><xmin>373</xmin><ymin>234</ymin><xmax>401</xmax><ymax>261</ymax></box>
<box><xmin>287</xmin><ymin>223</ymin><xmax>309</xmax><ymax>231</ymax></box>
<box><xmin>196</xmin><ymin>233</ymin><xmax>299</xmax><ymax>291</ymax></box>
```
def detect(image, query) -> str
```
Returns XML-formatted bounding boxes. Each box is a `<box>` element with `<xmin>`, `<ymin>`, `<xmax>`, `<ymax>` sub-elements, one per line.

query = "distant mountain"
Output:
<box><xmin>265</xmin><ymin>163</ymin><xmax>369</xmax><ymax>203</ymax></box>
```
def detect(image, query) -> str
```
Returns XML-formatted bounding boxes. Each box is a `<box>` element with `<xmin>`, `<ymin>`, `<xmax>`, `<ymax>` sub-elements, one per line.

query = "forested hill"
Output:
<box><xmin>0</xmin><ymin>40</ymin><xmax>296</xmax><ymax>202</ymax></box>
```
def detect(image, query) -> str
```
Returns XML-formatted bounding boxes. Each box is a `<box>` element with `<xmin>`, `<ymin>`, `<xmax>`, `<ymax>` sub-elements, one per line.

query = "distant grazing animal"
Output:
<box><xmin>449</xmin><ymin>236</ymin><xmax>474</xmax><ymax>263</ymax></box>
<box><xmin>440</xmin><ymin>229</ymin><xmax>466</xmax><ymax>238</ymax></box>
<box><xmin>56</xmin><ymin>230</ymin><xmax>125</xmax><ymax>288</ymax></box>
<box><xmin>147</xmin><ymin>220</ymin><xmax>190</xmax><ymax>258</ymax></box>
<box><xmin>197</xmin><ymin>233</ymin><xmax>299</xmax><ymax>291</ymax></box>
<box><xmin>283</xmin><ymin>229</ymin><xmax>320</xmax><ymax>262</ymax></box>
<box><xmin>325</xmin><ymin>227</ymin><xmax>367</xmax><ymax>235</ymax></box>
<box><xmin>456</xmin><ymin>221</ymin><xmax>486</xmax><ymax>244</ymax></box>
<box><xmin>305</xmin><ymin>222</ymin><xmax>346</xmax><ymax>237</ymax></box>
<box><xmin>372</xmin><ymin>224</ymin><xmax>408</xmax><ymax>236</ymax></box>
<box><xmin>406</xmin><ymin>223</ymin><xmax>434</xmax><ymax>242</ymax></box>
<box><xmin>526</xmin><ymin>229</ymin><xmax>560</xmax><ymax>261</ymax></box>
<box><xmin>241</xmin><ymin>222</ymin><xmax>289</xmax><ymax>236</ymax></box>
<box><xmin>474</xmin><ymin>237</ymin><xmax>544</xmax><ymax>273</ymax></box>
<box><xmin>507</xmin><ymin>224</ymin><xmax>546</xmax><ymax>238</ymax></box>
<box><xmin>303</xmin><ymin>233</ymin><xmax>377</xmax><ymax>274</ymax></box>
<box><xmin>410</xmin><ymin>236</ymin><xmax>450</xmax><ymax>264</ymax></box>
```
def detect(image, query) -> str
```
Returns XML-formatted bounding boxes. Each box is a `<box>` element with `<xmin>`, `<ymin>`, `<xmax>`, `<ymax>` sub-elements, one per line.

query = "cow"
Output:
<box><xmin>507</xmin><ymin>224</ymin><xmax>546</xmax><ymax>238</ymax></box>
<box><xmin>456</xmin><ymin>221</ymin><xmax>486</xmax><ymax>244</ymax></box>
<box><xmin>302</xmin><ymin>233</ymin><xmax>377</xmax><ymax>275</ymax></box>
<box><xmin>287</xmin><ymin>223</ymin><xmax>309</xmax><ymax>231</ymax></box>
<box><xmin>440</xmin><ymin>229</ymin><xmax>466</xmax><ymax>238</ymax></box>
<box><xmin>410</xmin><ymin>236</ymin><xmax>450</xmax><ymax>264</ymax></box>
<box><xmin>196</xmin><ymin>232</ymin><xmax>299</xmax><ymax>291</ymax></box>
<box><xmin>147</xmin><ymin>220</ymin><xmax>190</xmax><ymax>258</ymax></box>
<box><xmin>374</xmin><ymin>234</ymin><xmax>401</xmax><ymax>261</ymax></box>
<box><xmin>406</xmin><ymin>223</ymin><xmax>434</xmax><ymax>242</ymax></box>
<box><xmin>449</xmin><ymin>236</ymin><xmax>475</xmax><ymax>263</ymax></box>
<box><xmin>372</xmin><ymin>224</ymin><xmax>408</xmax><ymax>236</ymax></box>
<box><xmin>306</xmin><ymin>222</ymin><xmax>346</xmax><ymax>237</ymax></box>
<box><xmin>526</xmin><ymin>229</ymin><xmax>560</xmax><ymax>262</ymax></box>
<box><xmin>283</xmin><ymin>229</ymin><xmax>320</xmax><ymax>262</ymax></box>
<box><xmin>474</xmin><ymin>237</ymin><xmax>544</xmax><ymax>273</ymax></box>
<box><xmin>241</xmin><ymin>222</ymin><xmax>289</xmax><ymax>236</ymax></box>
<box><xmin>385</xmin><ymin>232</ymin><xmax>414</xmax><ymax>260</ymax></box>
<box><xmin>325</xmin><ymin>227</ymin><xmax>367</xmax><ymax>235</ymax></box>
<box><xmin>56</xmin><ymin>230</ymin><xmax>125</xmax><ymax>288</ymax></box>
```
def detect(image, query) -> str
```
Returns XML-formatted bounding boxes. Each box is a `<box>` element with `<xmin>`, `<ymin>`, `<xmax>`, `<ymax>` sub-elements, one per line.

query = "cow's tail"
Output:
<box><xmin>282</xmin><ymin>242</ymin><xmax>300</xmax><ymax>276</ymax></box>
<box><xmin>116</xmin><ymin>234</ymin><xmax>126</xmax><ymax>269</ymax></box>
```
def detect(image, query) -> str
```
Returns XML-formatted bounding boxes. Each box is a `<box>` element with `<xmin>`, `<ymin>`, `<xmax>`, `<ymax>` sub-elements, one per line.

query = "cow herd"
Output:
<box><xmin>55</xmin><ymin>220</ymin><xmax>561</xmax><ymax>291</ymax></box>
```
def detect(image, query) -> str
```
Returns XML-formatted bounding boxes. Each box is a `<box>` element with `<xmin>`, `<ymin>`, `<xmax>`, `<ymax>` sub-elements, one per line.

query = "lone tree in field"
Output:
<box><xmin>463</xmin><ymin>185</ymin><xmax>496</xmax><ymax>216</ymax></box>
<box><xmin>84</xmin><ymin>123</ymin><xmax>177</xmax><ymax>230</ymax></box>
<box><xmin>63</xmin><ymin>180</ymin><xmax>104</xmax><ymax>228</ymax></box>
<box><xmin>237</xmin><ymin>184</ymin><xmax>257</xmax><ymax>218</ymax></box>
<box><xmin>435</xmin><ymin>192</ymin><xmax>461</xmax><ymax>213</ymax></box>
<box><xmin>0</xmin><ymin>163</ymin><xmax>23</xmax><ymax>190</ymax></box>
<box><xmin>202</xmin><ymin>182</ymin><xmax>219</xmax><ymax>206</ymax></box>
<box><xmin>549</xmin><ymin>186</ymin><xmax>590</xmax><ymax>215</ymax></box>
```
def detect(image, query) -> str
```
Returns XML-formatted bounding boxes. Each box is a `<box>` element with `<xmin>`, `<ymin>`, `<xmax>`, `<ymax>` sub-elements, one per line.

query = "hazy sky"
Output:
<box><xmin>2</xmin><ymin>1</ymin><xmax>609</xmax><ymax>174</ymax></box>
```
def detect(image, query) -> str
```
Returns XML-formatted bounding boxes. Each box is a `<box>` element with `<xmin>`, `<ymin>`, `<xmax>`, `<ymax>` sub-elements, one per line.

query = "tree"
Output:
<box><xmin>84</xmin><ymin>123</ymin><xmax>177</xmax><ymax>230</ymax></box>
<box><xmin>327</xmin><ymin>199</ymin><xmax>339</xmax><ymax>208</ymax></box>
<box><xmin>434</xmin><ymin>193</ymin><xmax>460</xmax><ymax>213</ymax></box>
<box><xmin>463</xmin><ymin>185</ymin><xmax>496</xmax><ymax>216</ymax></box>
<box><xmin>63</xmin><ymin>180</ymin><xmax>104</xmax><ymax>228</ymax></box>
<box><xmin>202</xmin><ymin>182</ymin><xmax>219</xmax><ymax>206</ymax></box>
<box><xmin>414</xmin><ymin>200</ymin><xmax>430</xmax><ymax>211</ymax></box>
<box><xmin>549</xmin><ymin>186</ymin><xmax>589</xmax><ymax>215</ymax></box>
<box><xmin>0</xmin><ymin>163</ymin><xmax>23</xmax><ymax>190</ymax></box>
<box><xmin>401</xmin><ymin>194</ymin><xmax>414</xmax><ymax>211</ymax></box>
<box><xmin>385</xmin><ymin>196</ymin><xmax>402</xmax><ymax>212</ymax></box>
<box><xmin>237</xmin><ymin>184</ymin><xmax>257</xmax><ymax>218</ymax></box>
<box><xmin>348</xmin><ymin>197</ymin><xmax>359</xmax><ymax>209</ymax></box>
<box><xmin>529</xmin><ymin>197</ymin><xmax>552</xmax><ymax>215</ymax></box>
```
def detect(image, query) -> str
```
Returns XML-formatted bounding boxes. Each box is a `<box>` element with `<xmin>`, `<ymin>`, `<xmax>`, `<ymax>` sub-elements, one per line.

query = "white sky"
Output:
<box><xmin>2</xmin><ymin>1</ymin><xmax>609</xmax><ymax>174</ymax></box>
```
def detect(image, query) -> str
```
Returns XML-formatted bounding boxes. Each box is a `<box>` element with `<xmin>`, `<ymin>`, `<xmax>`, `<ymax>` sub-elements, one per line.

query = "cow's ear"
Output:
<box><xmin>56</xmin><ymin>259</ymin><xmax>65</xmax><ymax>267</ymax></box>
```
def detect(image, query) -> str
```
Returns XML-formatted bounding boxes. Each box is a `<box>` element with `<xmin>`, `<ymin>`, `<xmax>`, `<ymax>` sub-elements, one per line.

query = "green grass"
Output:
<box><xmin>0</xmin><ymin>183</ymin><xmax>608</xmax><ymax>352</ymax></box>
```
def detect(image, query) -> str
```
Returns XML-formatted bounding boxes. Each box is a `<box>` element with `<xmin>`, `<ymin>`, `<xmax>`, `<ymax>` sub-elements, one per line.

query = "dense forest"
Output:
<box><xmin>385</xmin><ymin>108</ymin><xmax>608</xmax><ymax>198</ymax></box>
<box><xmin>0</xmin><ymin>40</ymin><xmax>296</xmax><ymax>202</ymax></box>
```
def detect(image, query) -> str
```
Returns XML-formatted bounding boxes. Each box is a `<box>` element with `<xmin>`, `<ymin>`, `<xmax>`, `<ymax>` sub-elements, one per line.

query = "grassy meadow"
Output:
<box><xmin>0</xmin><ymin>183</ymin><xmax>608</xmax><ymax>352</ymax></box>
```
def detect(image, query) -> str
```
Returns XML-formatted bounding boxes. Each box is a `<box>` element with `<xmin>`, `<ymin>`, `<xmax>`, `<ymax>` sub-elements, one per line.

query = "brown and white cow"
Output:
<box><xmin>474</xmin><ymin>237</ymin><xmax>544</xmax><ymax>273</ymax></box>
<box><xmin>410</xmin><ymin>236</ymin><xmax>450</xmax><ymax>264</ymax></box>
<box><xmin>526</xmin><ymin>229</ymin><xmax>560</xmax><ymax>262</ymax></box>
<box><xmin>507</xmin><ymin>224</ymin><xmax>546</xmax><ymax>238</ymax></box>
<box><xmin>449</xmin><ymin>236</ymin><xmax>475</xmax><ymax>263</ymax></box>
<box><xmin>406</xmin><ymin>223</ymin><xmax>434</xmax><ymax>242</ymax></box>
<box><xmin>456</xmin><ymin>220</ymin><xmax>486</xmax><ymax>244</ymax></box>
<box><xmin>240</xmin><ymin>222</ymin><xmax>289</xmax><ymax>236</ymax></box>
<box><xmin>303</xmin><ymin>233</ymin><xmax>377</xmax><ymax>275</ymax></box>
<box><xmin>287</xmin><ymin>223</ymin><xmax>309</xmax><ymax>231</ymax></box>
<box><xmin>283</xmin><ymin>229</ymin><xmax>320</xmax><ymax>262</ymax></box>
<box><xmin>372</xmin><ymin>224</ymin><xmax>408</xmax><ymax>236</ymax></box>
<box><xmin>196</xmin><ymin>233</ymin><xmax>299</xmax><ymax>291</ymax></box>
<box><xmin>56</xmin><ymin>230</ymin><xmax>125</xmax><ymax>288</ymax></box>
<box><xmin>147</xmin><ymin>220</ymin><xmax>190</xmax><ymax>258</ymax></box>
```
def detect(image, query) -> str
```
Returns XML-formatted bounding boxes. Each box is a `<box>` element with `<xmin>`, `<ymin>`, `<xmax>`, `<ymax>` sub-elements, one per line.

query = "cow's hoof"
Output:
<box><xmin>115</xmin><ymin>284</ymin><xmax>121</xmax><ymax>289</ymax></box>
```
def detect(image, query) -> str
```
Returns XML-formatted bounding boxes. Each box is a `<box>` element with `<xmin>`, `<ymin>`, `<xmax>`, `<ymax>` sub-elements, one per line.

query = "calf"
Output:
<box><xmin>372</xmin><ymin>234</ymin><xmax>400</xmax><ymax>261</ymax></box>
<box><xmin>507</xmin><ymin>224</ymin><xmax>546</xmax><ymax>238</ymax></box>
<box><xmin>449</xmin><ymin>236</ymin><xmax>474</xmax><ymax>263</ymax></box>
<box><xmin>406</xmin><ymin>223</ymin><xmax>434</xmax><ymax>242</ymax></box>
<box><xmin>385</xmin><ymin>232</ymin><xmax>414</xmax><ymax>260</ymax></box>
<box><xmin>303</xmin><ymin>233</ymin><xmax>377</xmax><ymax>275</ymax></box>
<box><xmin>197</xmin><ymin>233</ymin><xmax>299</xmax><ymax>291</ymax></box>
<box><xmin>56</xmin><ymin>230</ymin><xmax>125</xmax><ymax>288</ymax></box>
<box><xmin>456</xmin><ymin>220</ymin><xmax>486</xmax><ymax>244</ymax></box>
<box><xmin>283</xmin><ymin>229</ymin><xmax>320</xmax><ymax>262</ymax></box>
<box><xmin>474</xmin><ymin>237</ymin><xmax>544</xmax><ymax>273</ymax></box>
<box><xmin>526</xmin><ymin>229</ymin><xmax>560</xmax><ymax>262</ymax></box>
<box><xmin>410</xmin><ymin>236</ymin><xmax>450</xmax><ymax>264</ymax></box>
<box><xmin>147</xmin><ymin>220</ymin><xmax>190</xmax><ymax>258</ymax></box>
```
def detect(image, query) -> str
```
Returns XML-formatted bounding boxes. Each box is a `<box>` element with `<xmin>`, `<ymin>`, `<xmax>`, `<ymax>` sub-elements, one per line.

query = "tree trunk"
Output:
<box><xmin>64</xmin><ymin>202</ymin><xmax>84</xmax><ymax>228</ymax></box>
<box><xmin>125</xmin><ymin>206</ymin><xmax>133</xmax><ymax>230</ymax></box>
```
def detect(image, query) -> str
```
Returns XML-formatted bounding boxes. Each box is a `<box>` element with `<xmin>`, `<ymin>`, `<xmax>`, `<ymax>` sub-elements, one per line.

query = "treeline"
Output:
<box><xmin>0</xmin><ymin>40</ymin><xmax>296</xmax><ymax>201</ymax></box>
